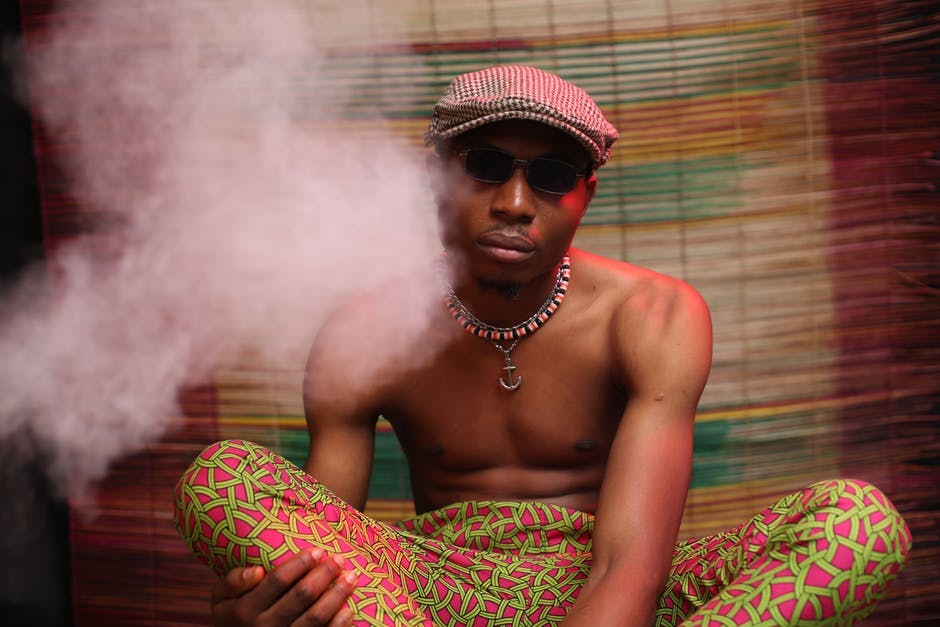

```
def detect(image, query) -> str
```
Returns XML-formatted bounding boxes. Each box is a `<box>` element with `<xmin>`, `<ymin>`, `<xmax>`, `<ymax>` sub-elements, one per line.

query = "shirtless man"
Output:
<box><xmin>176</xmin><ymin>66</ymin><xmax>909</xmax><ymax>626</ymax></box>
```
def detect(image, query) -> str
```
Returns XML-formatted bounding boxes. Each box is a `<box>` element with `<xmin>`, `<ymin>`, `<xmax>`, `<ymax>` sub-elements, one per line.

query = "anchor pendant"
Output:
<box><xmin>498</xmin><ymin>346</ymin><xmax>522</xmax><ymax>391</ymax></box>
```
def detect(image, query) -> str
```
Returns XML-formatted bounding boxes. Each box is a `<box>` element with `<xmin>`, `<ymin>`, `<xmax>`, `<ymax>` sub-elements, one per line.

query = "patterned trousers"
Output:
<box><xmin>174</xmin><ymin>440</ymin><xmax>910</xmax><ymax>626</ymax></box>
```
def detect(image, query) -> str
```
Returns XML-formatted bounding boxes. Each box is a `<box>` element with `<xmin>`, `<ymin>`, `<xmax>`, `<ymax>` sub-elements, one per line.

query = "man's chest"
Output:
<box><xmin>381</xmin><ymin>327</ymin><xmax>627</xmax><ymax>472</ymax></box>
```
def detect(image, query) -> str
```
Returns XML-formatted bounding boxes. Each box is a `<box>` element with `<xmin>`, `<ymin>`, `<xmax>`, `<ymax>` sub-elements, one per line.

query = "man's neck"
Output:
<box><xmin>449</xmin><ymin>260</ymin><xmax>565</xmax><ymax>328</ymax></box>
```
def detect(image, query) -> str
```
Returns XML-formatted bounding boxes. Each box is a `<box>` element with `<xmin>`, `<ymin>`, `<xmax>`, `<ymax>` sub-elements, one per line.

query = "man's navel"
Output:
<box><xmin>575</xmin><ymin>439</ymin><xmax>598</xmax><ymax>452</ymax></box>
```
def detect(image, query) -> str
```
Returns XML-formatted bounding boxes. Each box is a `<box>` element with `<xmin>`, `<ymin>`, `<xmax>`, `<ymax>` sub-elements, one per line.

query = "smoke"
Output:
<box><xmin>2</xmin><ymin>0</ymin><xmax>442</xmax><ymax>496</ymax></box>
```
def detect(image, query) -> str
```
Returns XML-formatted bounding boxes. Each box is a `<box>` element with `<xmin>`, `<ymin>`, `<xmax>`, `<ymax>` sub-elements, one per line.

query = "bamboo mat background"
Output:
<box><xmin>17</xmin><ymin>0</ymin><xmax>938</xmax><ymax>624</ymax></box>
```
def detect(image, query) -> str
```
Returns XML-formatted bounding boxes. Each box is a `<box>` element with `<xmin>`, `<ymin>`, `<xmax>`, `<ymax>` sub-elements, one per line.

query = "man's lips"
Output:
<box><xmin>477</xmin><ymin>231</ymin><xmax>535</xmax><ymax>253</ymax></box>
<box><xmin>476</xmin><ymin>231</ymin><xmax>536</xmax><ymax>263</ymax></box>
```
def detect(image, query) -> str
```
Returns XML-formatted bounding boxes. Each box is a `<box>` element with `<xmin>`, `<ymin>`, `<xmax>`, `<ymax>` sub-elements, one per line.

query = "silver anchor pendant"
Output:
<box><xmin>497</xmin><ymin>344</ymin><xmax>522</xmax><ymax>391</ymax></box>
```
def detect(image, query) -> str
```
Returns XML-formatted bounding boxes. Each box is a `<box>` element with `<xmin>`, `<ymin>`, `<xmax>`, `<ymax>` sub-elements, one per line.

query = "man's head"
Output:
<box><xmin>425</xmin><ymin>65</ymin><xmax>619</xmax><ymax>170</ymax></box>
<box><xmin>426</xmin><ymin>66</ymin><xmax>618</xmax><ymax>291</ymax></box>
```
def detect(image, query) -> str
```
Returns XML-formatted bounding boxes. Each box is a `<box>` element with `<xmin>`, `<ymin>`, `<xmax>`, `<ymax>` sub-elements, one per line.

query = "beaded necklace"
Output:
<box><xmin>444</xmin><ymin>255</ymin><xmax>571</xmax><ymax>391</ymax></box>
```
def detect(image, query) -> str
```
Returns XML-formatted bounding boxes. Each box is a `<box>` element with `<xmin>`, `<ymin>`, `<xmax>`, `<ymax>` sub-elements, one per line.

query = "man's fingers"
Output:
<box><xmin>303</xmin><ymin>566</ymin><xmax>357</xmax><ymax>620</ymax></box>
<box><xmin>212</xmin><ymin>566</ymin><xmax>265</xmax><ymax>603</ymax></box>
<box><xmin>326</xmin><ymin>605</ymin><xmax>354</xmax><ymax>627</ymax></box>
<box><xmin>211</xmin><ymin>551</ymin><xmax>357</xmax><ymax>626</ymax></box>
<box><xmin>279</xmin><ymin>556</ymin><xmax>357</xmax><ymax>627</ymax></box>
<box><xmin>232</xmin><ymin>548</ymin><xmax>323</xmax><ymax>616</ymax></box>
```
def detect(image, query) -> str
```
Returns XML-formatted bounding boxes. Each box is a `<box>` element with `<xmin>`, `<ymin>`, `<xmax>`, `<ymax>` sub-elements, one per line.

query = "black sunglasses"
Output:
<box><xmin>451</xmin><ymin>146</ymin><xmax>587</xmax><ymax>195</ymax></box>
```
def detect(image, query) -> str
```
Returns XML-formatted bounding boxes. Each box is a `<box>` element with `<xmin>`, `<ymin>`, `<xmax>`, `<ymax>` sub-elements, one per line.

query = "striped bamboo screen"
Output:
<box><xmin>19</xmin><ymin>0</ymin><xmax>938</xmax><ymax>624</ymax></box>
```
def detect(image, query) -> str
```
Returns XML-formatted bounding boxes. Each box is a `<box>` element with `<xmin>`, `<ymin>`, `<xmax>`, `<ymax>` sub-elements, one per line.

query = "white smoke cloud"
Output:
<box><xmin>2</xmin><ymin>0</ymin><xmax>442</xmax><ymax>496</ymax></box>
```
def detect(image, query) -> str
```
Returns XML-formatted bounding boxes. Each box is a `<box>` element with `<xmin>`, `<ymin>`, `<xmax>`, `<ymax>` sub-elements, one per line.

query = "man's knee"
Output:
<box><xmin>176</xmin><ymin>439</ymin><xmax>316</xmax><ymax>510</ymax></box>
<box><xmin>805</xmin><ymin>478</ymin><xmax>911</xmax><ymax>568</ymax></box>
<box><xmin>192</xmin><ymin>438</ymin><xmax>270</xmax><ymax>468</ymax></box>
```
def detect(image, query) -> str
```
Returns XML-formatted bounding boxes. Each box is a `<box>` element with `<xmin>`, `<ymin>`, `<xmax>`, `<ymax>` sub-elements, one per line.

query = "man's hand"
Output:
<box><xmin>211</xmin><ymin>549</ymin><xmax>357</xmax><ymax>626</ymax></box>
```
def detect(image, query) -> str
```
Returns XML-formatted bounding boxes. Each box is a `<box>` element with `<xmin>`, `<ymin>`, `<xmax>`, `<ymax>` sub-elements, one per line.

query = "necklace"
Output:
<box><xmin>444</xmin><ymin>255</ymin><xmax>571</xmax><ymax>391</ymax></box>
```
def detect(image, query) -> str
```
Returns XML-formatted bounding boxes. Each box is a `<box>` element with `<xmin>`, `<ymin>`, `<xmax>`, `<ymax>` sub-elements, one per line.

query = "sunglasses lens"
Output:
<box><xmin>527</xmin><ymin>159</ymin><xmax>579</xmax><ymax>194</ymax></box>
<box><xmin>463</xmin><ymin>148</ymin><xmax>515</xmax><ymax>183</ymax></box>
<box><xmin>460</xmin><ymin>147</ymin><xmax>581</xmax><ymax>194</ymax></box>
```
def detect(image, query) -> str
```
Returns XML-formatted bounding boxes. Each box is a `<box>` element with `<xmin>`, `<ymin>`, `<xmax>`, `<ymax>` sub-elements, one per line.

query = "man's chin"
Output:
<box><xmin>445</xmin><ymin>247</ymin><xmax>555</xmax><ymax>290</ymax></box>
<box><xmin>475</xmin><ymin>277</ymin><xmax>524</xmax><ymax>300</ymax></box>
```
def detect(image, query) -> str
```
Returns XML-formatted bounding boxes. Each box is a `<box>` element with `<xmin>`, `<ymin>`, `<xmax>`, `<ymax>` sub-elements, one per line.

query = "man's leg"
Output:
<box><xmin>176</xmin><ymin>441</ymin><xmax>592</xmax><ymax>626</ymax></box>
<box><xmin>658</xmin><ymin>479</ymin><xmax>911</xmax><ymax>626</ymax></box>
<box><xmin>174</xmin><ymin>439</ymin><xmax>429</xmax><ymax>625</ymax></box>
<box><xmin>395</xmin><ymin>500</ymin><xmax>591</xmax><ymax>625</ymax></box>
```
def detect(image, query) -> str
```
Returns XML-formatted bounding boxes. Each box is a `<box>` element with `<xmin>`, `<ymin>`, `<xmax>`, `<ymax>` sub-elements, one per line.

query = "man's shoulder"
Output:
<box><xmin>307</xmin><ymin>265</ymin><xmax>451</xmax><ymax>392</ymax></box>
<box><xmin>569</xmin><ymin>251</ymin><xmax>712</xmax><ymax>387</ymax></box>
<box><xmin>570</xmin><ymin>247</ymin><xmax>705</xmax><ymax>311</ymax></box>
<box><xmin>315</xmin><ymin>263</ymin><xmax>444</xmax><ymax>346</ymax></box>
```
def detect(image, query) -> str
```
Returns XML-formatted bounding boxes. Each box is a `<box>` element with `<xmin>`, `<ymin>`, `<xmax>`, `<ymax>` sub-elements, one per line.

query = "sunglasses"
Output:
<box><xmin>451</xmin><ymin>146</ymin><xmax>588</xmax><ymax>195</ymax></box>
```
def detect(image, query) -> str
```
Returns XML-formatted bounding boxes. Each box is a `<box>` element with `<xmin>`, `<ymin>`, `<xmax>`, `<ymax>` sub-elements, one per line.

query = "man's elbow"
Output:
<box><xmin>587</xmin><ymin>553</ymin><xmax>666</xmax><ymax>593</ymax></box>
<box><xmin>573</xmin><ymin>558</ymin><xmax>662</xmax><ymax>626</ymax></box>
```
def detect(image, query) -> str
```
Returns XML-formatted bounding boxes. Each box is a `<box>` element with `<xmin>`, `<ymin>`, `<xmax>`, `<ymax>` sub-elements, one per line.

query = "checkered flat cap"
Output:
<box><xmin>425</xmin><ymin>65</ymin><xmax>619</xmax><ymax>167</ymax></box>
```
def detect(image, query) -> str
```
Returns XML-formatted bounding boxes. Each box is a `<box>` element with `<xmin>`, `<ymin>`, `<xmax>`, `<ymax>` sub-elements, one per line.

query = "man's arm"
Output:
<box><xmin>562</xmin><ymin>278</ymin><xmax>712</xmax><ymax>625</ymax></box>
<box><xmin>300</xmin><ymin>317</ymin><xmax>380</xmax><ymax>508</ymax></box>
<box><xmin>210</xmin><ymin>304</ymin><xmax>383</xmax><ymax>626</ymax></box>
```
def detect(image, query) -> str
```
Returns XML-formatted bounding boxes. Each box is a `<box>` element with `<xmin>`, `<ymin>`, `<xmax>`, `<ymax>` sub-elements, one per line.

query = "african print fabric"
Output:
<box><xmin>174</xmin><ymin>440</ymin><xmax>910</xmax><ymax>626</ymax></box>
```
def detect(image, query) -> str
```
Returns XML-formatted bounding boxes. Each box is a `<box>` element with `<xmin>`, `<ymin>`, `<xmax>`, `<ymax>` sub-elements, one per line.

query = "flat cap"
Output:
<box><xmin>425</xmin><ymin>65</ymin><xmax>619</xmax><ymax>167</ymax></box>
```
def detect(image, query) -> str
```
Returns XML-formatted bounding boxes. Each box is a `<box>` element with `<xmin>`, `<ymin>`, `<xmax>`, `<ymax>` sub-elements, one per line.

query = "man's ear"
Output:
<box><xmin>581</xmin><ymin>174</ymin><xmax>598</xmax><ymax>215</ymax></box>
<box><xmin>426</xmin><ymin>152</ymin><xmax>446</xmax><ymax>203</ymax></box>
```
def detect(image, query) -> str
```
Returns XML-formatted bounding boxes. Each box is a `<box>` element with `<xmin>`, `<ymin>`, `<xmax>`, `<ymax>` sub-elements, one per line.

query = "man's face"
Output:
<box><xmin>432</xmin><ymin>119</ymin><xmax>596</xmax><ymax>286</ymax></box>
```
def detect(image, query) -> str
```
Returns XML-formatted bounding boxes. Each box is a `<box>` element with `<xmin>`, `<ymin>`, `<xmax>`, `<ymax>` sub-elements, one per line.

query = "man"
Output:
<box><xmin>176</xmin><ymin>66</ymin><xmax>910</xmax><ymax>626</ymax></box>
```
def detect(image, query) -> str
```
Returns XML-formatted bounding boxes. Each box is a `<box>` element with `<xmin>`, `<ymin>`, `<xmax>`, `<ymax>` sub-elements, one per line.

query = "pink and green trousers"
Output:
<box><xmin>174</xmin><ymin>439</ymin><xmax>910</xmax><ymax>626</ymax></box>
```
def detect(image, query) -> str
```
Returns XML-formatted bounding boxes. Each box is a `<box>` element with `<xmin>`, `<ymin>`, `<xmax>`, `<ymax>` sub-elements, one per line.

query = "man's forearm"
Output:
<box><xmin>561</xmin><ymin>561</ymin><xmax>663</xmax><ymax>626</ymax></box>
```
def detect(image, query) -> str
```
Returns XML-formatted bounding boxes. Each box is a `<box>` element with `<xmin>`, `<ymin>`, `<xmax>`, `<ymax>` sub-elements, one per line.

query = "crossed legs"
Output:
<box><xmin>176</xmin><ymin>440</ymin><xmax>910</xmax><ymax>626</ymax></box>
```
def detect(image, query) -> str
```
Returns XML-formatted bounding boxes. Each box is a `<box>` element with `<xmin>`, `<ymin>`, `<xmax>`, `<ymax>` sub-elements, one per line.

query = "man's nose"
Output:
<box><xmin>489</xmin><ymin>167</ymin><xmax>536</xmax><ymax>223</ymax></box>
